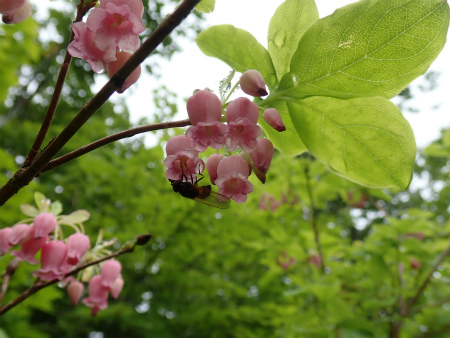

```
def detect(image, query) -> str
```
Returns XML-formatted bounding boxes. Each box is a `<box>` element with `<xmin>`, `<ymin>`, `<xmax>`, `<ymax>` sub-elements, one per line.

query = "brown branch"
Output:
<box><xmin>0</xmin><ymin>233</ymin><xmax>151</xmax><ymax>316</ymax></box>
<box><xmin>0</xmin><ymin>258</ymin><xmax>19</xmax><ymax>303</ymax></box>
<box><xmin>42</xmin><ymin>119</ymin><xmax>191</xmax><ymax>172</ymax></box>
<box><xmin>23</xmin><ymin>0</ymin><xmax>94</xmax><ymax>167</ymax></box>
<box><xmin>0</xmin><ymin>0</ymin><xmax>200</xmax><ymax>207</ymax></box>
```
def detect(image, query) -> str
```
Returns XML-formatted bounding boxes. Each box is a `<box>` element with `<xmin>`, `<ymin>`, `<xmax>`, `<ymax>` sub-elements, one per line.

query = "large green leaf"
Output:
<box><xmin>289</xmin><ymin>96</ymin><xmax>416</xmax><ymax>189</ymax></box>
<box><xmin>278</xmin><ymin>0</ymin><xmax>449</xmax><ymax>99</ymax></box>
<box><xmin>259</xmin><ymin>100</ymin><xmax>307</xmax><ymax>155</ymax></box>
<box><xmin>268</xmin><ymin>0</ymin><xmax>319</xmax><ymax>80</ymax></box>
<box><xmin>196</xmin><ymin>25</ymin><xmax>277</xmax><ymax>89</ymax></box>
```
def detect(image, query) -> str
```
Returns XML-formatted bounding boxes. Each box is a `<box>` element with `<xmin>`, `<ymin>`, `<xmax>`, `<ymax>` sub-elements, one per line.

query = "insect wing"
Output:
<box><xmin>193</xmin><ymin>191</ymin><xmax>231</xmax><ymax>209</ymax></box>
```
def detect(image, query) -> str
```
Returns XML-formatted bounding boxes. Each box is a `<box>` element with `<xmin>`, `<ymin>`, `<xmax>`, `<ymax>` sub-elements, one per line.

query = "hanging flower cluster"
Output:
<box><xmin>0</xmin><ymin>0</ymin><xmax>31</xmax><ymax>24</ymax></box>
<box><xmin>0</xmin><ymin>193</ymin><xmax>123</xmax><ymax>316</ymax></box>
<box><xmin>67</xmin><ymin>0</ymin><xmax>144</xmax><ymax>92</ymax></box>
<box><xmin>164</xmin><ymin>69</ymin><xmax>286</xmax><ymax>205</ymax></box>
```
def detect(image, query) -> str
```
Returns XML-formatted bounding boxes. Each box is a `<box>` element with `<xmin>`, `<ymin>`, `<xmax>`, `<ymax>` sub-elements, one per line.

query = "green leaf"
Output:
<box><xmin>196</xmin><ymin>25</ymin><xmax>277</xmax><ymax>89</ymax></box>
<box><xmin>268</xmin><ymin>0</ymin><xmax>319</xmax><ymax>80</ymax></box>
<box><xmin>259</xmin><ymin>100</ymin><xmax>307</xmax><ymax>155</ymax></box>
<box><xmin>50</xmin><ymin>200</ymin><xmax>63</xmax><ymax>216</ymax></box>
<box><xmin>289</xmin><ymin>96</ymin><xmax>416</xmax><ymax>189</ymax></box>
<box><xmin>278</xmin><ymin>0</ymin><xmax>449</xmax><ymax>99</ymax></box>
<box><xmin>195</xmin><ymin>0</ymin><xmax>215</xmax><ymax>13</ymax></box>
<box><xmin>34</xmin><ymin>192</ymin><xmax>50</xmax><ymax>213</ymax></box>
<box><xmin>20</xmin><ymin>204</ymin><xmax>39</xmax><ymax>217</ymax></box>
<box><xmin>60</xmin><ymin>209</ymin><xmax>90</xmax><ymax>224</ymax></box>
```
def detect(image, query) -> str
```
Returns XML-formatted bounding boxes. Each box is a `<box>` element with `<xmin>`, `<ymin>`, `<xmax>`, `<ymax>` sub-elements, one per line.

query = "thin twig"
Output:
<box><xmin>42</xmin><ymin>119</ymin><xmax>191</xmax><ymax>172</ymax></box>
<box><xmin>0</xmin><ymin>234</ymin><xmax>151</xmax><ymax>316</ymax></box>
<box><xmin>303</xmin><ymin>163</ymin><xmax>325</xmax><ymax>272</ymax></box>
<box><xmin>0</xmin><ymin>0</ymin><xmax>200</xmax><ymax>207</ymax></box>
<box><xmin>0</xmin><ymin>258</ymin><xmax>19</xmax><ymax>303</ymax></box>
<box><xmin>23</xmin><ymin>0</ymin><xmax>94</xmax><ymax>167</ymax></box>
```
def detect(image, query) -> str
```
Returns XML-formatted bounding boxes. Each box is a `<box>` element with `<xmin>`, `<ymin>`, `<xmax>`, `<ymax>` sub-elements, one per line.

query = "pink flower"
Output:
<box><xmin>66</xmin><ymin>233</ymin><xmax>91</xmax><ymax>265</ymax></box>
<box><xmin>107</xmin><ymin>51</ymin><xmax>141</xmax><ymax>93</ymax></box>
<box><xmin>67</xmin><ymin>281</ymin><xmax>85</xmax><ymax>306</ymax></box>
<box><xmin>87</xmin><ymin>2</ymin><xmax>145</xmax><ymax>53</ymax></box>
<box><xmin>0</xmin><ymin>0</ymin><xmax>25</xmax><ymax>13</ymax></box>
<box><xmin>186</xmin><ymin>122</ymin><xmax>228</xmax><ymax>152</ymax></box>
<box><xmin>164</xmin><ymin>136</ymin><xmax>204</xmax><ymax>182</ymax></box>
<box><xmin>10</xmin><ymin>236</ymin><xmax>48</xmax><ymax>264</ymax></box>
<box><xmin>165</xmin><ymin>135</ymin><xmax>197</xmax><ymax>156</ymax></box>
<box><xmin>8</xmin><ymin>223</ymin><xmax>32</xmax><ymax>245</ymax></box>
<box><xmin>101</xmin><ymin>259</ymin><xmax>122</xmax><ymax>290</ymax></box>
<box><xmin>33</xmin><ymin>213</ymin><xmax>57</xmax><ymax>239</ymax></box>
<box><xmin>206</xmin><ymin>154</ymin><xmax>224</xmax><ymax>184</ymax></box>
<box><xmin>225</xmin><ymin>98</ymin><xmax>261</xmax><ymax>152</ymax></box>
<box><xmin>187</xmin><ymin>90</ymin><xmax>223</xmax><ymax>126</ymax></box>
<box><xmin>263</xmin><ymin>108</ymin><xmax>286</xmax><ymax>132</ymax></box>
<box><xmin>82</xmin><ymin>275</ymin><xmax>109</xmax><ymax>316</ymax></box>
<box><xmin>0</xmin><ymin>227</ymin><xmax>13</xmax><ymax>255</ymax></box>
<box><xmin>215</xmin><ymin>155</ymin><xmax>254</xmax><ymax>203</ymax></box>
<box><xmin>1</xmin><ymin>0</ymin><xmax>30</xmax><ymax>24</ymax></box>
<box><xmin>100</xmin><ymin>0</ymin><xmax>144</xmax><ymax>18</ymax></box>
<box><xmin>110</xmin><ymin>274</ymin><xmax>124</xmax><ymax>299</ymax></box>
<box><xmin>248</xmin><ymin>138</ymin><xmax>274</xmax><ymax>174</ymax></box>
<box><xmin>67</xmin><ymin>22</ymin><xmax>117</xmax><ymax>74</ymax></box>
<box><xmin>240</xmin><ymin>70</ymin><xmax>268</xmax><ymax>97</ymax></box>
<box><xmin>33</xmin><ymin>240</ymin><xmax>68</xmax><ymax>281</ymax></box>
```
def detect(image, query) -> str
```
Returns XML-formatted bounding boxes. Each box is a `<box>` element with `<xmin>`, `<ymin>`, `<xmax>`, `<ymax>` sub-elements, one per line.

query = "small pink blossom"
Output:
<box><xmin>107</xmin><ymin>51</ymin><xmax>141</xmax><ymax>93</ymax></box>
<box><xmin>263</xmin><ymin>108</ymin><xmax>286</xmax><ymax>132</ymax></box>
<box><xmin>110</xmin><ymin>274</ymin><xmax>124</xmax><ymax>299</ymax></box>
<box><xmin>226</xmin><ymin>97</ymin><xmax>259</xmax><ymax>124</ymax></box>
<box><xmin>0</xmin><ymin>0</ymin><xmax>25</xmax><ymax>13</ymax></box>
<box><xmin>240</xmin><ymin>70</ymin><xmax>268</xmax><ymax>97</ymax></box>
<box><xmin>67</xmin><ymin>22</ymin><xmax>117</xmax><ymax>74</ymax></box>
<box><xmin>87</xmin><ymin>2</ymin><xmax>145</xmax><ymax>53</ymax></box>
<box><xmin>1</xmin><ymin>0</ymin><xmax>30</xmax><ymax>24</ymax></box>
<box><xmin>187</xmin><ymin>90</ymin><xmax>223</xmax><ymax>126</ymax></box>
<box><xmin>33</xmin><ymin>213</ymin><xmax>57</xmax><ymax>239</ymax></box>
<box><xmin>186</xmin><ymin>121</ymin><xmax>228</xmax><ymax>152</ymax></box>
<box><xmin>8</xmin><ymin>223</ymin><xmax>32</xmax><ymax>245</ymax></box>
<box><xmin>66</xmin><ymin>233</ymin><xmax>91</xmax><ymax>265</ymax></box>
<box><xmin>248</xmin><ymin>138</ymin><xmax>274</xmax><ymax>174</ymax></box>
<box><xmin>163</xmin><ymin>150</ymin><xmax>204</xmax><ymax>182</ymax></box>
<box><xmin>10</xmin><ymin>236</ymin><xmax>48</xmax><ymax>264</ymax></box>
<box><xmin>215</xmin><ymin>155</ymin><xmax>254</xmax><ymax>203</ymax></box>
<box><xmin>67</xmin><ymin>280</ymin><xmax>84</xmax><ymax>306</ymax></box>
<box><xmin>82</xmin><ymin>275</ymin><xmax>109</xmax><ymax>316</ymax></box>
<box><xmin>101</xmin><ymin>259</ymin><xmax>122</xmax><ymax>290</ymax></box>
<box><xmin>33</xmin><ymin>240</ymin><xmax>68</xmax><ymax>281</ymax></box>
<box><xmin>100</xmin><ymin>0</ymin><xmax>144</xmax><ymax>18</ymax></box>
<box><xmin>166</xmin><ymin>135</ymin><xmax>197</xmax><ymax>156</ymax></box>
<box><xmin>206</xmin><ymin>154</ymin><xmax>224</xmax><ymax>184</ymax></box>
<box><xmin>0</xmin><ymin>227</ymin><xmax>12</xmax><ymax>255</ymax></box>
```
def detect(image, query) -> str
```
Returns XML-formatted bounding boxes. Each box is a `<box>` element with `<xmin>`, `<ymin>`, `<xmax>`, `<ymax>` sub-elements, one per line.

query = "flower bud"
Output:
<box><xmin>248</xmin><ymin>138</ymin><xmax>274</xmax><ymax>174</ymax></box>
<box><xmin>67</xmin><ymin>281</ymin><xmax>84</xmax><ymax>306</ymax></box>
<box><xmin>0</xmin><ymin>0</ymin><xmax>25</xmax><ymax>13</ymax></box>
<box><xmin>186</xmin><ymin>90</ymin><xmax>222</xmax><ymax>126</ymax></box>
<box><xmin>66</xmin><ymin>233</ymin><xmax>91</xmax><ymax>265</ymax></box>
<box><xmin>240</xmin><ymin>70</ymin><xmax>268</xmax><ymax>97</ymax></box>
<box><xmin>263</xmin><ymin>108</ymin><xmax>286</xmax><ymax>132</ymax></box>
<box><xmin>206</xmin><ymin>154</ymin><xmax>224</xmax><ymax>184</ymax></box>
<box><xmin>1</xmin><ymin>0</ymin><xmax>30</xmax><ymax>24</ymax></box>
<box><xmin>110</xmin><ymin>275</ymin><xmax>124</xmax><ymax>299</ymax></box>
<box><xmin>107</xmin><ymin>51</ymin><xmax>141</xmax><ymax>94</ymax></box>
<box><xmin>101</xmin><ymin>259</ymin><xmax>122</xmax><ymax>290</ymax></box>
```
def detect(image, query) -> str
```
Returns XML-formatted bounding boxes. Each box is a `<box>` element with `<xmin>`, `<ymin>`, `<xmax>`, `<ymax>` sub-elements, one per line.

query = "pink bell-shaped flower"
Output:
<box><xmin>87</xmin><ymin>2</ymin><xmax>145</xmax><ymax>53</ymax></box>
<box><xmin>225</xmin><ymin>98</ymin><xmax>261</xmax><ymax>153</ymax></box>
<box><xmin>10</xmin><ymin>236</ymin><xmax>48</xmax><ymax>264</ymax></box>
<box><xmin>186</xmin><ymin>122</ymin><xmax>228</xmax><ymax>152</ymax></box>
<box><xmin>263</xmin><ymin>108</ymin><xmax>286</xmax><ymax>132</ymax></box>
<box><xmin>165</xmin><ymin>135</ymin><xmax>197</xmax><ymax>156</ymax></box>
<box><xmin>0</xmin><ymin>0</ymin><xmax>25</xmax><ymax>13</ymax></box>
<box><xmin>67</xmin><ymin>280</ymin><xmax>85</xmax><ymax>306</ymax></box>
<box><xmin>206</xmin><ymin>154</ymin><xmax>224</xmax><ymax>185</ymax></box>
<box><xmin>100</xmin><ymin>0</ymin><xmax>144</xmax><ymax>18</ymax></box>
<box><xmin>0</xmin><ymin>227</ymin><xmax>13</xmax><ymax>255</ymax></box>
<box><xmin>110</xmin><ymin>274</ymin><xmax>124</xmax><ymax>299</ymax></box>
<box><xmin>248</xmin><ymin>138</ymin><xmax>274</xmax><ymax>174</ymax></box>
<box><xmin>239</xmin><ymin>70</ymin><xmax>268</xmax><ymax>97</ymax></box>
<box><xmin>187</xmin><ymin>90</ymin><xmax>223</xmax><ymax>126</ymax></box>
<box><xmin>8</xmin><ymin>223</ymin><xmax>32</xmax><ymax>245</ymax></box>
<box><xmin>67</xmin><ymin>22</ymin><xmax>117</xmax><ymax>74</ymax></box>
<box><xmin>164</xmin><ymin>136</ymin><xmax>204</xmax><ymax>182</ymax></box>
<box><xmin>33</xmin><ymin>240</ymin><xmax>68</xmax><ymax>281</ymax></box>
<box><xmin>1</xmin><ymin>0</ymin><xmax>30</xmax><ymax>24</ymax></box>
<box><xmin>215</xmin><ymin>155</ymin><xmax>254</xmax><ymax>204</ymax></box>
<box><xmin>82</xmin><ymin>275</ymin><xmax>109</xmax><ymax>316</ymax></box>
<box><xmin>33</xmin><ymin>213</ymin><xmax>57</xmax><ymax>239</ymax></box>
<box><xmin>101</xmin><ymin>259</ymin><xmax>122</xmax><ymax>290</ymax></box>
<box><xmin>66</xmin><ymin>233</ymin><xmax>91</xmax><ymax>265</ymax></box>
<box><xmin>107</xmin><ymin>51</ymin><xmax>141</xmax><ymax>93</ymax></box>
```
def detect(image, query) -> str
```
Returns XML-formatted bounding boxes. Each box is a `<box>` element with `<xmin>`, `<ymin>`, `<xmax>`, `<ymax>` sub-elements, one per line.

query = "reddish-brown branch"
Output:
<box><xmin>0</xmin><ymin>0</ymin><xmax>200</xmax><ymax>207</ymax></box>
<box><xmin>0</xmin><ymin>258</ymin><xmax>19</xmax><ymax>303</ymax></box>
<box><xmin>42</xmin><ymin>119</ymin><xmax>191</xmax><ymax>172</ymax></box>
<box><xmin>0</xmin><ymin>234</ymin><xmax>151</xmax><ymax>316</ymax></box>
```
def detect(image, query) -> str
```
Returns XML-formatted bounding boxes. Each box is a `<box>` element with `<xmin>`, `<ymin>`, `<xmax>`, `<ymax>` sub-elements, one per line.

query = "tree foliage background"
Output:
<box><xmin>1</xmin><ymin>1</ymin><xmax>450</xmax><ymax>337</ymax></box>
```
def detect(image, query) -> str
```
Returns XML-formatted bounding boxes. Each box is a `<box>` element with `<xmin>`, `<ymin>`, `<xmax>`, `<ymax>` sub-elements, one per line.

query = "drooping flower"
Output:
<box><xmin>8</xmin><ymin>223</ymin><xmax>32</xmax><ymax>245</ymax></box>
<box><xmin>0</xmin><ymin>227</ymin><xmax>12</xmax><ymax>255</ymax></box>
<box><xmin>99</xmin><ymin>0</ymin><xmax>144</xmax><ymax>18</ymax></box>
<box><xmin>66</xmin><ymin>233</ymin><xmax>91</xmax><ymax>265</ymax></box>
<box><xmin>101</xmin><ymin>259</ymin><xmax>122</xmax><ymax>290</ymax></box>
<box><xmin>0</xmin><ymin>0</ymin><xmax>25</xmax><ymax>13</ymax></box>
<box><xmin>206</xmin><ymin>154</ymin><xmax>224</xmax><ymax>185</ymax></box>
<box><xmin>239</xmin><ymin>70</ymin><xmax>268</xmax><ymax>97</ymax></box>
<box><xmin>67</xmin><ymin>22</ymin><xmax>117</xmax><ymax>74</ymax></box>
<box><xmin>10</xmin><ymin>236</ymin><xmax>48</xmax><ymax>264</ymax></box>
<box><xmin>107</xmin><ymin>51</ymin><xmax>141</xmax><ymax>93</ymax></box>
<box><xmin>225</xmin><ymin>97</ymin><xmax>261</xmax><ymax>153</ymax></box>
<box><xmin>1</xmin><ymin>0</ymin><xmax>31</xmax><ymax>24</ymax></box>
<box><xmin>263</xmin><ymin>108</ymin><xmax>286</xmax><ymax>132</ymax></box>
<box><xmin>215</xmin><ymin>155</ymin><xmax>254</xmax><ymax>203</ymax></box>
<box><xmin>33</xmin><ymin>240</ymin><xmax>68</xmax><ymax>280</ymax></box>
<box><xmin>67</xmin><ymin>280</ymin><xmax>85</xmax><ymax>306</ymax></box>
<box><xmin>248</xmin><ymin>138</ymin><xmax>274</xmax><ymax>174</ymax></box>
<box><xmin>164</xmin><ymin>136</ymin><xmax>204</xmax><ymax>182</ymax></box>
<box><xmin>110</xmin><ymin>274</ymin><xmax>124</xmax><ymax>299</ymax></box>
<box><xmin>82</xmin><ymin>275</ymin><xmax>109</xmax><ymax>316</ymax></box>
<box><xmin>87</xmin><ymin>2</ymin><xmax>145</xmax><ymax>53</ymax></box>
<box><xmin>33</xmin><ymin>213</ymin><xmax>57</xmax><ymax>239</ymax></box>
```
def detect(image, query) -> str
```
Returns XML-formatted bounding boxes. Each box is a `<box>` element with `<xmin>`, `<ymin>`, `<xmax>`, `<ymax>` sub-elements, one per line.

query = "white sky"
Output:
<box><xmin>116</xmin><ymin>0</ymin><xmax>450</xmax><ymax>149</ymax></box>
